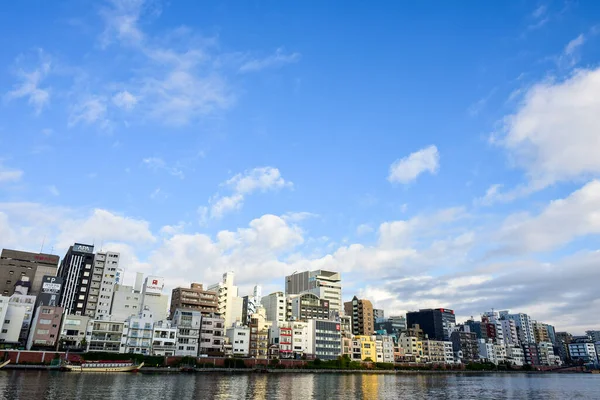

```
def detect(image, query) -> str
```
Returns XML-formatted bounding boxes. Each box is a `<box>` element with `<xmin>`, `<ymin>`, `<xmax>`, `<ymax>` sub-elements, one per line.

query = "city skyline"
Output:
<box><xmin>2</xmin><ymin>0</ymin><xmax>600</xmax><ymax>336</ymax></box>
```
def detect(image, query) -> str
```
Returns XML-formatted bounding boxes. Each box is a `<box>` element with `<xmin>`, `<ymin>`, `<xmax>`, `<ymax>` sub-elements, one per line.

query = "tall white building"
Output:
<box><xmin>261</xmin><ymin>292</ymin><xmax>286</xmax><ymax>323</ymax></box>
<box><xmin>152</xmin><ymin>320</ymin><xmax>177</xmax><ymax>357</ymax></box>
<box><xmin>499</xmin><ymin>311</ymin><xmax>535</xmax><ymax>344</ymax></box>
<box><xmin>140</xmin><ymin>276</ymin><xmax>169</xmax><ymax>321</ymax></box>
<box><xmin>173</xmin><ymin>309</ymin><xmax>202</xmax><ymax>357</ymax></box>
<box><xmin>285</xmin><ymin>270</ymin><xmax>342</xmax><ymax>316</ymax></box>
<box><xmin>208</xmin><ymin>272</ymin><xmax>243</xmax><ymax>328</ymax></box>
<box><xmin>226</xmin><ymin>323</ymin><xmax>250</xmax><ymax>357</ymax></box>
<box><xmin>500</xmin><ymin>319</ymin><xmax>519</xmax><ymax>346</ymax></box>
<box><xmin>110</xmin><ymin>284</ymin><xmax>142</xmax><ymax>321</ymax></box>
<box><xmin>93</xmin><ymin>251</ymin><xmax>120</xmax><ymax>320</ymax></box>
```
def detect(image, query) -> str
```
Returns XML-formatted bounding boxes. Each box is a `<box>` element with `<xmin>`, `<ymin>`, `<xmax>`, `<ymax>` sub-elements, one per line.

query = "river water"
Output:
<box><xmin>1</xmin><ymin>370</ymin><xmax>599</xmax><ymax>399</ymax></box>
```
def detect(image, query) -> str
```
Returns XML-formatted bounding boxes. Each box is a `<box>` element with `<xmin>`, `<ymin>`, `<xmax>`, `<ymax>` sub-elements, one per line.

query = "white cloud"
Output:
<box><xmin>68</xmin><ymin>96</ymin><xmax>108</xmax><ymax>127</ymax></box>
<box><xmin>0</xmin><ymin>203</ymin><xmax>155</xmax><ymax>257</ymax></box>
<box><xmin>495</xmin><ymin>67</ymin><xmax>600</xmax><ymax>192</ymax></box>
<box><xmin>565</xmin><ymin>34</ymin><xmax>585</xmax><ymax>56</ymax></box>
<box><xmin>97</xmin><ymin>0</ymin><xmax>234</xmax><ymax>126</ymax></box>
<box><xmin>48</xmin><ymin>185</ymin><xmax>60</xmax><ymax>196</ymax></box>
<box><xmin>207</xmin><ymin>167</ymin><xmax>292</xmax><ymax>219</ymax></box>
<box><xmin>142</xmin><ymin>157</ymin><xmax>184</xmax><ymax>179</ymax></box>
<box><xmin>112</xmin><ymin>90</ymin><xmax>138</xmax><ymax>110</ymax></box>
<box><xmin>356</xmin><ymin>223</ymin><xmax>374</xmax><ymax>236</ymax></box>
<box><xmin>388</xmin><ymin>145</ymin><xmax>440</xmax><ymax>184</ymax></box>
<box><xmin>99</xmin><ymin>0</ymin><xmax>147</xmax><ymax>47</ymax></box>
<box><xmin>281</xmin><ymin>212</ymin><xmax>318</xmax><ymax>223</ymax></box>
<box><xmin>558</xmin><ymin>34</ymin><xmax>586</xmax><ymax>67</ymax></box>
<box><xmin>5</xmin><ymin>50</ymin><xmax>51</xmax><ymax>114</ymax></box>
<box><xmin>0</xmin><ymin>164</ymin><xmax>24</xmax><ymax>183</ymax></box>
<box><xmin>496</xmin><ymin>180</ymin><xmax>600</xmax><ymax>253</ymax></box>
<box><xmin>532</xmin><ymin>5</ymin><xmax>547</xmax><ymax>19</ymax></box>
<box><xmin>239</xmin><ymin>48</ymin><xmax>301</xmax><ymax>73</ymax></box>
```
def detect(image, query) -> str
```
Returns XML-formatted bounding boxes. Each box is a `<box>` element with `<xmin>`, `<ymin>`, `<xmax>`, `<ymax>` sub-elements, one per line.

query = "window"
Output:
<box><xmin>42</xmin><ymin>308</ymin><xmax>52</xmax><ymax>314</ymax></box>
<box><xmin>39</xmin><ymin>319</ymin><xmax>52</xmax><ymax>325</ymax></box>
<box><xmin>1</xmin><ymin>329</ymin><xmax>6</xmax><ymax>334</ymax></box>
<box><xmin>82</xmin><ymin>279</ymin><xmax>88</xmax><ymax>284</ymax></box>
<box><xmin>77</xmin><ymin>303</ymin><xmax>84</xmax><ymax>308</ymax></box>
<box><xmin>37</xmin><ymin>329</ymin><xmax>50</xmax><ymax>335</ymax></box>
<box><xmin>4</xmin><ymin>319</ymin><xmax>10</xmax><ymax>324</ymax></box>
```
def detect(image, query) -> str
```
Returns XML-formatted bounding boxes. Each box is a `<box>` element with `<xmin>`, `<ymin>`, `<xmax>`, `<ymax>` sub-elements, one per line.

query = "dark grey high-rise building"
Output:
<box><xmin>406</xmin><ymin>308</ymin><xmax>456</xmax><ymax>341</ymax></box>
<box><xmin>57</xmin><ymin>243</ymin><xmax>95</xmax><ymax>316</ymax></box>
<box><xmin>0</xmin><ymin>249</ymin><xmax>59</xmax><ymax>296</ymax></box>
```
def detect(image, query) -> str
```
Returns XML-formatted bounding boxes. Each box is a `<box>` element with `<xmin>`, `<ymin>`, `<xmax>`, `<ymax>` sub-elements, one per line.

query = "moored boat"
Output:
<box><xmin>60</xmin><ymin>360</ymin><xmax>144</xmax><ymax>373</ymax></box>
<box><xmin>0</xmin><ymin>360</ymin><xmax>10</xmax><ymax>369</ymax></box>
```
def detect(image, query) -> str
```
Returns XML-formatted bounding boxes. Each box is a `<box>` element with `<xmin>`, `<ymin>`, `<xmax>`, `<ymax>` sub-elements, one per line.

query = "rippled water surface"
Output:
<box><xmin>1</xmin><ymin>371</ymin><xmax>599</xmax><ymax>399</ymax></box>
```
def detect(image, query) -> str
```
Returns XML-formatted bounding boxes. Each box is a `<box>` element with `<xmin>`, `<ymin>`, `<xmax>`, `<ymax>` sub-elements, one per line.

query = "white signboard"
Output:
<box><xmin>144</xmin><ymin>276</ymin><xmax>164</xmax><ymax>295</ymax></box>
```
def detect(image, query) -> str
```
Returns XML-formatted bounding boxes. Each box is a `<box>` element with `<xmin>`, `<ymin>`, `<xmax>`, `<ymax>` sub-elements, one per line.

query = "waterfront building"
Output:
<box><xmin>374</xmin><ymin>316</ymin><xmax>406</xmax><ymax>338</ymax></box>
<box><xmin>499</xmin><ymin>311</ymin><xmax>535</xmax><ymax>344</ymax></box>
<box><xmin>555</xmin><ymin>331</ymin><xmax>573</xmax><ymax>362</ymax></box>
<box><xmin>0</xmin><ymin>249</ymin><xmax>59</xmax><ymax>296</ymax></box>
<box><xmin>398</xmin><ymin>334</ymin><xmax>423</xmax><ymax>363</ymax></box>
<box><xmin>3</xmin><ymin>278</ymin><xmax>37</xmax><ymax>345</ymax></box>
<box><xmin>290</xmin><ymin>321</ymin><xmax>311</xmax><ymax>359</ymax></box>
<box><xmin>375</xmin><ymin>335</ymin><xmax>395</xmax><ymax>363</ymax></box>
<box><xmin>500</xmin><ymin>319</ymin><xmax>520</xmax><ymax>346</ymax></box>
<box><xmin>110</xmin><ymin>283</ymin><xmax>142</xmax><ymax>321</ymax></box>
<box><xmin>172</xmin><ymin>308</ymin><xmax>202</xmax><ymax>357</ymax></box>
<box><xmin>353</xmin><ymin>335</ymin><xmax>376</xmax><ymax>361</ymax></box>
<box><xmin>261</xmin><ymin>291</ymin><xmax>286</xmax><ymax>324</ymax></box>
<box><xmin>586</xmin><ymin>330</ymin><xmax>600</xmax><ymax>343</ymax></box>
<box><xmin>406</xmin><ymin>308</ymin><xmax>456</xmax><ymax>341</ymax></box>
<box><xmin>58</xmin><ymin>314</ymin><xmax>90</xmax><ymax>350</ymax></box>
<box><xmin>568</xmin><ymin>339</ymin><xmax>598</xmax><ymax>363</ymax></box>
<box><xmin>522</xmin><ymin>342</ymin><xmax>540</xmax><ymax>365</ymax></box>
<box><xmin>26</xmin><ymin>305</ymin><xmax>63</xmax><ymax>350</ymax></box>
<box><xmin>285</xmin><ymin>270</ymin><xmax>342</xmax><ymax>316</ymax></box>
<box><xmin>123</xmin><ymin>309</ymin><xmax>154</xmax><ymax>354</ymax></box>
<box><xmin>208</xmin><ymin>272</ymin><xmax>244</xmax><ymax>328</ymax></box>
<box><xmin>140</xmin><ymin>276</ymin><xmax>169</xmax><ymax>322</ymax></box>
<box><xmin>344</xmin><ymin>296</ymin><xmax>374</xmax><ymax>336</ymax></box>
<box><xmin>533</xmin><ymin>321</ymin><xmax>551</xmax><ymax>343</ymax></box>
<box><xmin>57</xmin><ymin>243</ymin><xmax>96</xmax><ymax>316</ymax></box>
<box><xmin>269</xmin><ymin>323</ymin><xmax>294</xmax><ymax>359</ymax></box>
<box><xmin>169</xmin><ymin>283</ymin><xmax>218</xmax><ymax>320</ymax></box>
<box><xmin>87</xmin><ymin>320</ymin><xmax>125</xmax><ymax>353</ymax></box>
<box><xmin>226</xmin><ymin>323</ymin><xmax>250</xmax><ymax>357</ymax></box>
<box><xmin>151</xmin><ymin>320</ymin><xmax>177</xmax><ymax>356</ymax></box>
<box><xmin>249</xmin><ymin>306</ymin><xmax>271</xmax><ymax>359</ymax></box>
<box><xmin>242</xmin><ymin>285</ymin><xmax>262</xmax><ymax>326</ymax></box>
<box><xmin>91</xmin><ymin>251</ymin><xmax>120</xmax><ymax>320</ymax></box>
<box><xmin>288</xmin><ymin>292</ymin><xmax>330</xmax><ymax>321</ymax></box>
<box><xmin>478</xmin><ymin>339</ymin><xmax>497</xmax><ymax>364</ymax></box>
<box><xmin>422</xmin><ymin>339</ymin><xmax>448</xmax><ymax>364</ymax></box>
<box><xmin>537</xmin><ymin>341</ymin><xmax>561</xmax><ymax>366</ymax></box>
<box><xmin>308</xmin><ymin>319</ymin><xmax>342</xmax><ymax>360</ymax></box>
<box><xmin>0</xmin><ymin>295</ymin><xmax>9</xmax><ymax>340</ymax></box>
<box><xmin>393</xmin><ymin>344</ymin><xmax>407</xmax><ymax>362</ymax></box>
<box><xmin>506</xmin><ymin>345</ymin><xmax>525</xmax><ymax>366</ymax></box>
<box><xmin>450</xmin><ymin>330</ymin><xmax>479</xmax><ymax>363</ymax></box>
<box><xmin>199</xmin><ymin>313</ymin><xmax>225</xmax><ymax>356</ymax></box>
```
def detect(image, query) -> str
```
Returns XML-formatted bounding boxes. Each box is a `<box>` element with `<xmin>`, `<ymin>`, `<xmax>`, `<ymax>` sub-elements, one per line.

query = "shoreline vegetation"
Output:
<box><xmin>1</xmin><ymin>352</ymin><xmax>588</xmax><ymax>374</ymax></box>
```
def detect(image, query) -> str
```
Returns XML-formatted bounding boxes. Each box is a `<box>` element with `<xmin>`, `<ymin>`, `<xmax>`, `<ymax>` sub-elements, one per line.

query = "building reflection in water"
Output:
<box><xmin>360</xmin><ymin>374</ymin><xmax>380</xmax><ymax>400</ymax></box>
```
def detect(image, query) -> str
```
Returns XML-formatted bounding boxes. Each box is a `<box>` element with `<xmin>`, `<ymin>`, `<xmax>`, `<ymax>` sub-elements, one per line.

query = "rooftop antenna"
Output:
<box><xmin>40</xmin><ymin>235</ymin><xmax>46</xmax><ymax>254</ymax></box>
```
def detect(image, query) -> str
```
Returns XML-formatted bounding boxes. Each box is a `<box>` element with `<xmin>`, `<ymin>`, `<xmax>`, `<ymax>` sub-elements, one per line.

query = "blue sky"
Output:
<box><xmin>1</xmin><ymin>0</ymin><xmax>600</xmax><ymax>333</ymax></box>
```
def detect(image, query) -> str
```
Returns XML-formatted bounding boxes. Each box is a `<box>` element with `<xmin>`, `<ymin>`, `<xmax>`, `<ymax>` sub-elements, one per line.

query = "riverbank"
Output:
<box><xmin>2</xmin><ymin>365</ymin><xmax>589</xmax><ymax>374</ymax></box>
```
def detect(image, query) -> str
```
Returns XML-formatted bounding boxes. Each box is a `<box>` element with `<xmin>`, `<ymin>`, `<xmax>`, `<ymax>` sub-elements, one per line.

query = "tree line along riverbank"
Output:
<box><xmin>1</xmin><ymin>351</ymin><xmax>588</xmax><ymax>373</ymax></box>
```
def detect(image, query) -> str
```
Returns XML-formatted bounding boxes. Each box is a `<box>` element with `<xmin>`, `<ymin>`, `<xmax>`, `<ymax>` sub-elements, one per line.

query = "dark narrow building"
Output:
<box><xmin>406</xmin><ymin>308</ymin><xmax>456</xmax><ymax>341</ymax></box>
